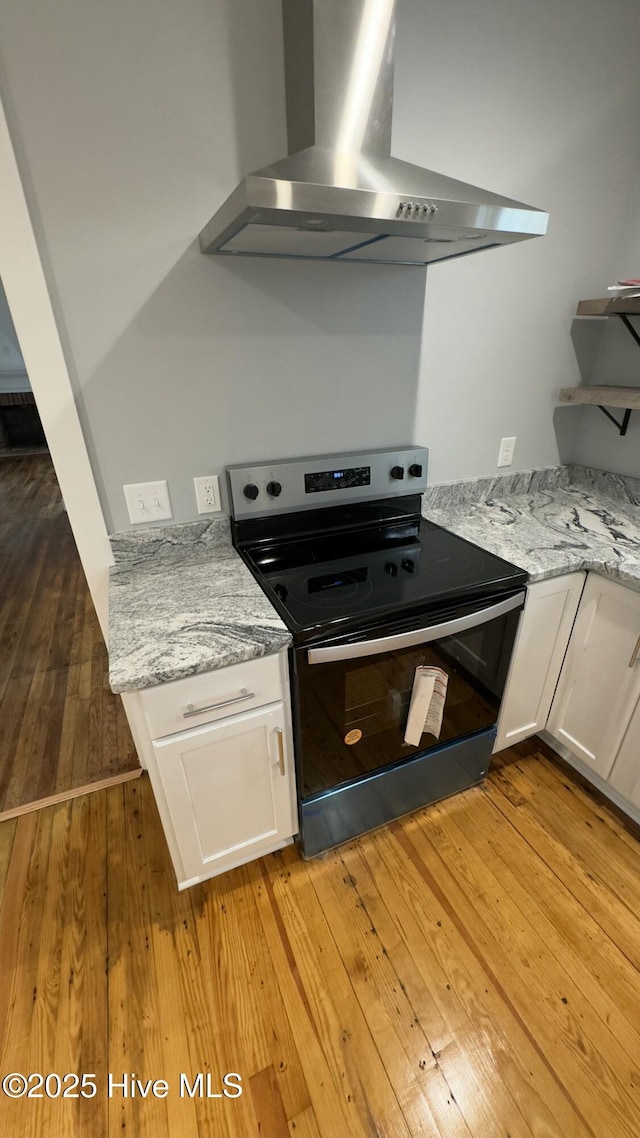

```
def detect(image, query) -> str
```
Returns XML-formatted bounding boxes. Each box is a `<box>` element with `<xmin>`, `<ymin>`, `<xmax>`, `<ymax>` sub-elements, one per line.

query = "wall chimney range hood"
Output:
<box><xmin>199</xmin><ymin>0</ymin><xmax>548</xmax><ymax>266</ymax></box>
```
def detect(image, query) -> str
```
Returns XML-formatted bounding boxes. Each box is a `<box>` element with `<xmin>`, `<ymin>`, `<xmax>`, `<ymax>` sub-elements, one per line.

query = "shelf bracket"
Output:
<box><xmin>606</xmin><ymin>312</ymin><xmax>640</xmax><ymax>433</ymax></box>
<box><xmin>617</xmin><ymin>312</ymin><xmax>640</xmax><ymax>349</ymax></box>
<box><xmin>597</xmin><ymin>405</ymin><xmax>632</xmax><ymax>435</ymax></box>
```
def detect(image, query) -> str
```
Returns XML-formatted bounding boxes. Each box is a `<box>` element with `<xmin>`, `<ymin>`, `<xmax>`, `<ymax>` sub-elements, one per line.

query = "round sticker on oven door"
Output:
<box><xmin>344</xmin><ymin>729</ymin><xmax>362</xmax><ymax>745</ymax></box>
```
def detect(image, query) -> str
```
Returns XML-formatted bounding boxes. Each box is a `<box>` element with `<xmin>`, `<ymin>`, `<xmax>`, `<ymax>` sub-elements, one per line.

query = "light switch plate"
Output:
<box><xmin>123</xmin><ymin>480</ymin><xmax>172</xmax><ymax>524</ymax></box>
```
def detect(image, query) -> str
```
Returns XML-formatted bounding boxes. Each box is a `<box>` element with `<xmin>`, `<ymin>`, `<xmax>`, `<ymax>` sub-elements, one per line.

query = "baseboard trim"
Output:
<box><xmin>539</xmin><ymin>730</ymin><xmax>640</xmax><ymax>831</ymax></box>
<box><xmin>0</xmin><ymin>766</ymin><xmax>142</xmax><ymax>822</ymax></box>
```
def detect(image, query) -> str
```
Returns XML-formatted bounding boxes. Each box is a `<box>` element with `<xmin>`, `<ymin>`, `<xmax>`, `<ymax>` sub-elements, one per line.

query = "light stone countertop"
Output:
<box><xmin>108</xmin><ymin>517</ymin><xmax>291</xmax><ymax>693</ymax></box>
<box><xmin>423</xmin><ymin>464</ymin><xmax>640</xmax><ymax>592</ymax></box>
<box><xmin>108</xmin><ymin>465</ymin><xmax>640</xmax><ymax>695</ymax></box>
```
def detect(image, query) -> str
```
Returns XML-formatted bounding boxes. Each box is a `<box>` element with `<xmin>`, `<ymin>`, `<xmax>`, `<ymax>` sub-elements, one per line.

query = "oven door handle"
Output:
<box><xmin>307</xmin><ymin>590</ymin><xmax>526</xmax><ymax>664</ymax></box>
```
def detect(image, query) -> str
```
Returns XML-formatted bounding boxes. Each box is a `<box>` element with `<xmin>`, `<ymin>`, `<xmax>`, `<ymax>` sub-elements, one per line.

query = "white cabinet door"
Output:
<box><xmin>607</xmin><ymin>694</ymin><xmax>640</xmax><ymax>807</ymax></box>
<box><xmin>153</xmin><ymin>701</ymin><xmax>297</xmax><ymax>887</ymax></box>
<box><xmin>494</xmin><ymin>573</ymin><xmax>585</xmax><ymax>752</ymax></box>
<box><xmin>547</xmin><ymin>576</ymin><xmax>640</xmax><ymax>778</ymax></box>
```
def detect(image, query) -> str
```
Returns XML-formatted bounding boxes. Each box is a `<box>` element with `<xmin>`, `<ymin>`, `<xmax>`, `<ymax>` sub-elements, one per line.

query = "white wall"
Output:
<box><xmin>1</xmin><ymin>0</ymin><xmax>639</xmax><ymax>530</ymax></box>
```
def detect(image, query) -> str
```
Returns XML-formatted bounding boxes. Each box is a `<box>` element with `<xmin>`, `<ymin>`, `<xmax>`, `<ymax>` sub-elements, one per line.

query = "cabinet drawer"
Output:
<box><xmin>139</xmin><ymin>652</ymin><xmax>283</xmax><ymax>739</ymax></box>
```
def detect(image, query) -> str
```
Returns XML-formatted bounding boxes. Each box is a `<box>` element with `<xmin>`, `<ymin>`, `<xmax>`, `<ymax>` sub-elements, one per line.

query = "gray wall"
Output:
<box><xmin>0</xmin><ymin>277</ymin><xmax>29</xmax><ymax>391</ymax></box>
<box><xmin>397</xmin><ymin>0</ymin><xmax>640</xmax><ymax>483</ymax></box>
<box><xmin>1</xmin><ymin>0</ymin><xmax>640</xmax><ymax>530</ymax></box>
<box><xmin>565</xmin><ymin>163</ymin><xmax>640</xmax><ymax>476</ymax></box>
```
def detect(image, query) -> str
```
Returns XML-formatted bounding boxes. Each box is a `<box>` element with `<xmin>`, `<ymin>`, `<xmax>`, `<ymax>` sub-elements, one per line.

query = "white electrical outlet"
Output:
<box><xmin>194</xmin><ymin>475</ymin><xmax>221</xmax><ymax>514</ymax></box>
<box><xmin>497</xmin><ymin>436</ymin><xmax>517</xmax><ymax>468</ymax></box>
<box><xmin>123</xmin><ymin>480</ymin><xmax>172</xmax><ymax>524</ymax></box>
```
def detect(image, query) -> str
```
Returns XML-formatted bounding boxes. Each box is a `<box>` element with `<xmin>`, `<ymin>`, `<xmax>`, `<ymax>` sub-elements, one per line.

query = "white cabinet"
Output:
<box><xmin>153</xmin><ymin>701</ymin><xmax>297</xmax><ymax>886</ymax></box>
<box><xmin>547</xmin><ymin>575</ymin><xmax>640</xmax><ymax>778</ymax></box>
<box><xmin>494</xmin><ymin>569</ymin><xmax>640</xmax><ymax>823</ymax></box>
<box><xmin>608</xmin><ymin>695</ymin><xmax>640</xmax><ymax>807</ymax></box>
<box><xmin>139</xmin><ymin>650</ymin><xmax>298</xmax><ymax>890</ymax></box>
<box><xmin>494</xmin><ymin>572</ymin><xmax>585</xmax><ymax>752</ymax></box>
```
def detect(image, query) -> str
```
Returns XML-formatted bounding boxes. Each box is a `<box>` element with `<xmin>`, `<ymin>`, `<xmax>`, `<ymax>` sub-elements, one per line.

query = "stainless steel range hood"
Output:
<box><xmin>199</xmin><ymin>0</ymin><xmax>548</xmax><ymax>266</ymax></box>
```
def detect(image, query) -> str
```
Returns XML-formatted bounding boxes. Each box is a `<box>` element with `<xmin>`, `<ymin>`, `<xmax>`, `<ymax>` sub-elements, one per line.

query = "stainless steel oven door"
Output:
<box><xmin>295</xmin><ymin>590</ymin><xmax>525</xmax><ymax>802</ymax></box>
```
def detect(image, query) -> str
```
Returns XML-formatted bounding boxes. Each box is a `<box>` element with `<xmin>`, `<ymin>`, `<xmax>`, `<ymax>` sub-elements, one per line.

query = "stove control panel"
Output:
<box><xmin>227</xmin><ymin>446</ymin><xmax>429</xmax><ymax>520</ymax></box>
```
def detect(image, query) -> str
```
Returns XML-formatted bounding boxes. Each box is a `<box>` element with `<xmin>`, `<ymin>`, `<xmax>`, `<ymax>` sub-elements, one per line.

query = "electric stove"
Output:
<box><xmin>227</xmin><ymin>447</ymin><xmax>527</xmax><ymax>856</ymax></box>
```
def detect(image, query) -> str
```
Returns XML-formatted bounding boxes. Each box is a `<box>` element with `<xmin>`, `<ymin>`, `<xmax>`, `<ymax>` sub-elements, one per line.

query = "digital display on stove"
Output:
<box><xmin>305</xmin><ymin>466</ymin><xmax>371</xmax><ymax>493</ymax></box>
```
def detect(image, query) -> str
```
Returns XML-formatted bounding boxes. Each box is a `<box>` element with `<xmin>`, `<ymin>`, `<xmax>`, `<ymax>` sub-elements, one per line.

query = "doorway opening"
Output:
<box><xmin>0</xmin><ymin>278</ymin><xmax>140</xmax><ymax>819</ymax></box>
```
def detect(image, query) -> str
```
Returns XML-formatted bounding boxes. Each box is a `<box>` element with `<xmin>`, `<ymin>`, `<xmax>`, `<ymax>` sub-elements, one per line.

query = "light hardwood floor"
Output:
<box><xmin>0</xmin><ymin>454</ymin><xmax>139</xmax><ymax>817</ymax></box>
<box><xmin>1</xmin><ymin>737</ymin><xmax>640</xmax><ymax>1137</ymax></box>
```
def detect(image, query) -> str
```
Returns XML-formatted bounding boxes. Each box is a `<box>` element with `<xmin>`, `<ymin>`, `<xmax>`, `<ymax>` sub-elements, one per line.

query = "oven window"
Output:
<box><xmin>298</xmin><ymin>609</ymin><xmax>518</xmax><ymax>798</ymax></box>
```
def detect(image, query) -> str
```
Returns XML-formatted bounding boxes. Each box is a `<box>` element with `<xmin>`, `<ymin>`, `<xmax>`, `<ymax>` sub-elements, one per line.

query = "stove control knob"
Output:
<box><xmin>385</xmin><ymin>562</ymin><xmax>398</xmax><ymax>577</ymax></box>
<box><xmin>243</xmin><ymin>483</ymin><xmax>259</xmax><ymax>501</ymax></box>
<box><xmin>409</xmin><ymin>463</ymin><xmax>423</xmax><ymax>478</ymax></box>
<box><xmin>266</xmin><ymin>480</ymin><xmax>282</xmax><ymax>498</ymax></box>
<box><xmin>401</xmin><ymin>558</ymin><xmax>415</xmax><ymax>573</ymax></box>
<box><xmin>390</xmin><ymin>465</ymin><xmax>405</xmax><ymax>480</ymax></box>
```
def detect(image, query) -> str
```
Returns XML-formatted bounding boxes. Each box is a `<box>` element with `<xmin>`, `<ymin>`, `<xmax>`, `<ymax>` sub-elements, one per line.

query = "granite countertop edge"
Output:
<box><xmin>109</xmin><ymin>633</ymin><xmax>292</xmax><ymax>695</ymax></box>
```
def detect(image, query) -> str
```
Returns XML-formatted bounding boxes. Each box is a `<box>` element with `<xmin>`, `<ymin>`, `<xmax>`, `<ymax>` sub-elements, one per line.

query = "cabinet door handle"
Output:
<box><xmin>182</xmin><ymin>688</ymin><xmax>255</xmax><ymax>718</ymax></box>
<box><xmin>629</xmin><ymin>635</ymin><xmax>640</xmax><ymax>669</ymax></box>
<box><xmin>275</xmin><ymin>727</ymin><xmax>286</xmax><ymax>776</ymax></box>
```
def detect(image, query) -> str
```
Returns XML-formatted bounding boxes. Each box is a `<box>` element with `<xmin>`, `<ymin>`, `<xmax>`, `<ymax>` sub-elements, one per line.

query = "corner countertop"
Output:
<box><xmin>423</xmin><ymin>464</ymin><xmax>640</xmax><ymax>591</ymax></box>
<box><xmin>108</xmin><ymin>518</ymin><xmax>291</xmax><ymax>693</ymax></box>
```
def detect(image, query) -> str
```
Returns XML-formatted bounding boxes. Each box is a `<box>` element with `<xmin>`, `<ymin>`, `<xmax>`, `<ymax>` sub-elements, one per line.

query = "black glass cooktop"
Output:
<box><xmin>239</xmin><ymin>514</ymin><xmax>527</xmax><ymax>640</ymax></box>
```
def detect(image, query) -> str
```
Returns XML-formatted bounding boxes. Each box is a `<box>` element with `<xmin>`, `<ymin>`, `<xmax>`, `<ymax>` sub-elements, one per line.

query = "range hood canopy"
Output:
<box><xmin>199</xmin><ymin>0</ymin><xmax>548</xmax><ymax>266</ymax></box>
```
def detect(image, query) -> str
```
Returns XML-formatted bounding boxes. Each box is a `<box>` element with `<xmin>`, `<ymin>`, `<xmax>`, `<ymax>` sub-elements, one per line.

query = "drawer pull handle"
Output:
<box><xmin>275</xmin><ymin>727</ymin><xmax>286</xmax><ymax>776</ymax></box>
<box><xmin>183</xmin><ymin>688</ymin><xmax>255</xmax><ymax>718</ymax></box>
<box><xmin>629</xmin><ymin>635</ymin><xmax>640</xmax><ymax>669</ymax></box>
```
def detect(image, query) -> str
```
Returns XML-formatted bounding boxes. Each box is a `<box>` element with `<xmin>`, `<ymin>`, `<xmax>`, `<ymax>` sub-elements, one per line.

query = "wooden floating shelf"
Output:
<box><xmin>558</xmin><ymin>385</ymin><xmax>640</xmax><ymax>410</ymax></box>
<box><xmin>577</xmin><ymin>296</ymin><xmax>640</xmax><ymax>317</ymax></box>
<box><xmin>564</xmin><ymin>301</ymin><xmax>640</xmax><ymax>433</ymax></box>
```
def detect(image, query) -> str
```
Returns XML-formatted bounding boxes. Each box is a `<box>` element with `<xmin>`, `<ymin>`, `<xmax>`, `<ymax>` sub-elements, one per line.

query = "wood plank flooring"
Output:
<box><xmin>0</xmin><ymin>454</ymin><xmax>139</xmax><ymax>816</ymax></box>
<box><xmin>1</xmin><ymin>737</ymin><xmax>640</xmax><ymax>1137</ymax></box>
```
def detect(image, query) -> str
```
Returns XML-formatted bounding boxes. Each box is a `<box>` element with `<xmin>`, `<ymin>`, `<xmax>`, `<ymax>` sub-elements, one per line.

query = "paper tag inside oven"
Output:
<box><xmin>404</xmin><ymin>667</ymin><xmax>448</xmax><ymax>746</ymax></box>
